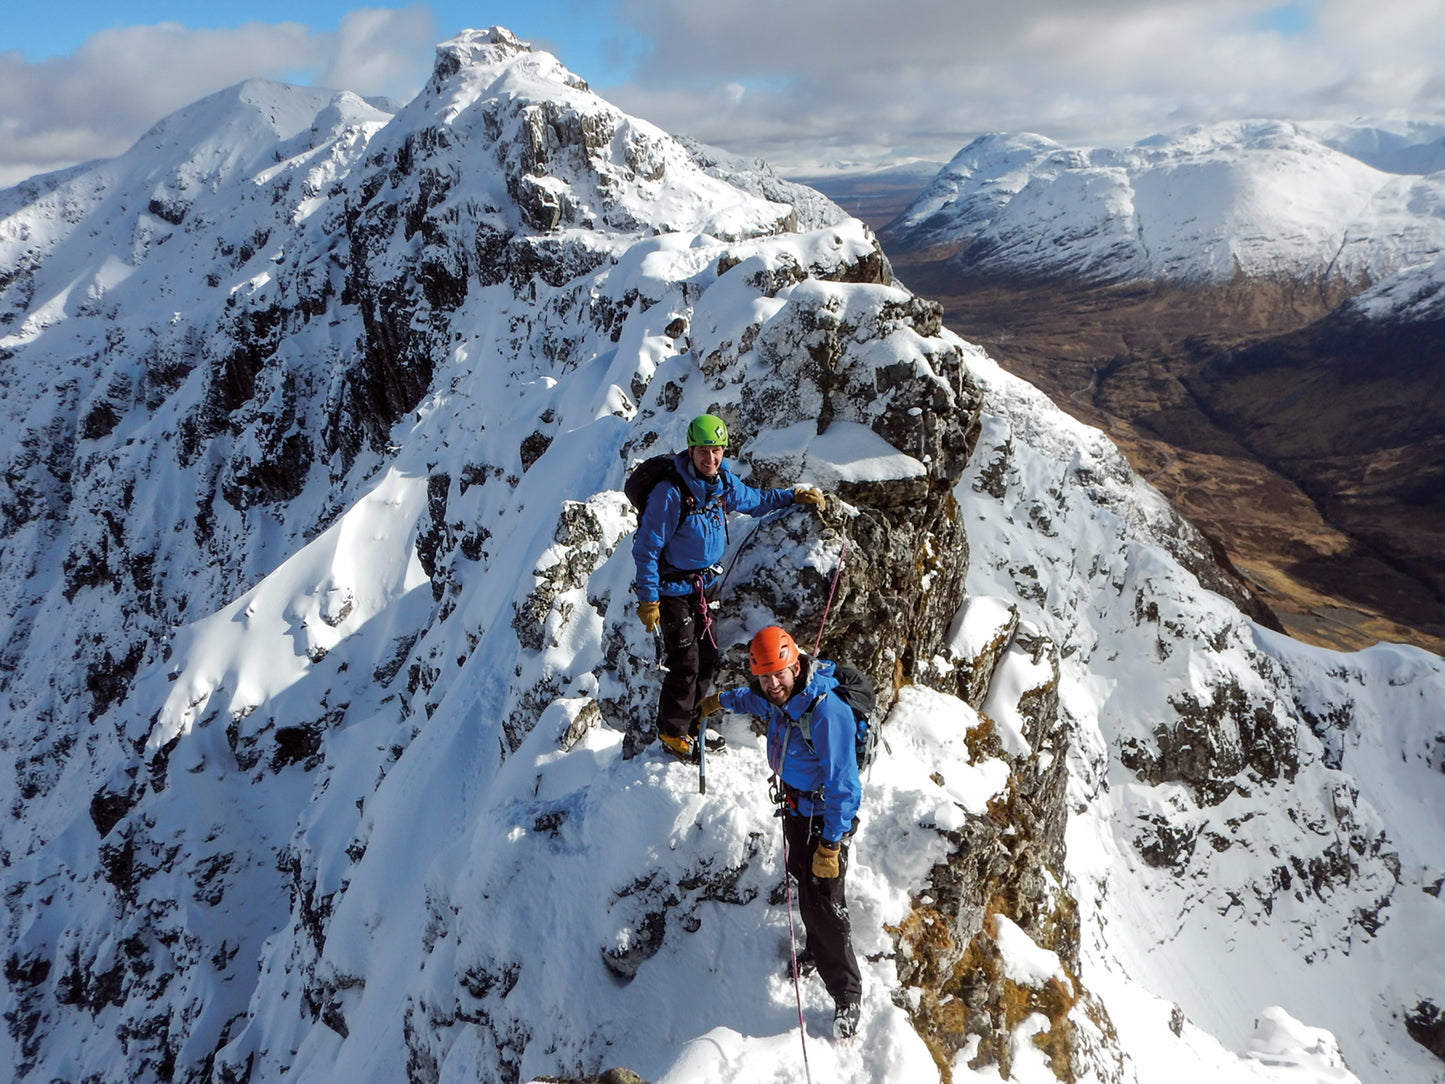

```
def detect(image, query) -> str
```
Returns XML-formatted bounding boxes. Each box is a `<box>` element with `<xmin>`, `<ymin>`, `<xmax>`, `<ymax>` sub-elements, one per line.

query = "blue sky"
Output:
<box><xmin>5</xmin><ymin>2</ymin><xmax>644</xmax><ymax>86</ymax></box>
<box><xmin>3</xmin><ymin>0</ymin><xmax>1443</xmax><ymax>187</ymax></box>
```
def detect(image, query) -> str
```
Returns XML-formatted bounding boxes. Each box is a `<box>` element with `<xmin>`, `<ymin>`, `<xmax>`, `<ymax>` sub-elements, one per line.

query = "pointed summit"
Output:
<box><xmin>428</xmin><ymin>25</ymin><xmax>586</xmax><ymax>94</ymax></box>
<box><xmin>366</xmin><ymin>24</ymin><xmax>793</xmax><ymax>239</ymax></box>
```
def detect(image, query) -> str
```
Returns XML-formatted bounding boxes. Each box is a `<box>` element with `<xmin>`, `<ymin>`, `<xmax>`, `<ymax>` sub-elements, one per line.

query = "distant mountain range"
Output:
<box><xmin>876</xmin><ymin>119</ymin><xmax>1445</xmax><ymax>653</ymax></box>
<box><xmin>885</xmin><ymin>121</ymin><xmax>1445</xmax><ymax>285</ymax></box>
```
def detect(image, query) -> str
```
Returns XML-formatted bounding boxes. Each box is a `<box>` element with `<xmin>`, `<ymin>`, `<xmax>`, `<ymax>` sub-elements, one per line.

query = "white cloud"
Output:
<box><xmin>319</xmin><ymin>6</ymin><xmax>438</xmax><ymax>99</ymax></box>
<box><xmin>600</xmin><ymin>0</ymin><xmax>1445</xmax><ymax>172</ymax></box>
<box><xmin>0</xmin><ymin>10</ymin><xmax>435</xmax><ymax>188</ymax></box>
<box><xmin>2</xmin><ymin>0</ymin><xmax>1443</xmax><ymax>186</ymax></box>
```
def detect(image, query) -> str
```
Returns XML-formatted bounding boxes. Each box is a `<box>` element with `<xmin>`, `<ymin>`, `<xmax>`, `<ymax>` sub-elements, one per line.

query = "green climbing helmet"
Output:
<box><xmin>686</xmin><ymin>414</ymin><xmax>729</xmax><ymax>448</ymax></box>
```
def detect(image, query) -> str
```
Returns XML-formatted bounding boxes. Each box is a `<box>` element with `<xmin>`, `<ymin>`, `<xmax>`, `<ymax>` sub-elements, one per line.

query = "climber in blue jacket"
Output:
<box><xmin>696</xmin><ymin>625</ymin><xmax>863</xmax><ymax>1040</ymax></box>
<box><xmin>632</xmin><ymin>414</ymin><xmax>824</xmax><ymax>761</ymax></box>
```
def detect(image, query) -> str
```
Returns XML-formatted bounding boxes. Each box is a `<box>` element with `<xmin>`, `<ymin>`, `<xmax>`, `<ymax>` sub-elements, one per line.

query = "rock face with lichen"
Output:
<box><xmin>884</xmin><ymin>610</ymin><xmax>1124</xmax><ymax>1082</ymax></box>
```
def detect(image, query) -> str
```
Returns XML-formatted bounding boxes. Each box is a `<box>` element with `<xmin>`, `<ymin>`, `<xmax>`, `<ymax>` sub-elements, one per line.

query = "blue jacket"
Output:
<box><xmin>632</xmin><ymin>452</ymin><xmax>795</xmax><ymax>601</ymax></box>
<box><xmin>720</xmin><ymin>659</ymin><xmax>862</xmax><ymax>842</ymax></box>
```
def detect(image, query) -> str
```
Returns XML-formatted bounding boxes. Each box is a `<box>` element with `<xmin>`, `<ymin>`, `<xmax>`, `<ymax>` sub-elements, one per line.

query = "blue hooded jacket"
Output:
<box><xmin>632</xmin><ymin>451</ymin><xmax>795</xmax><ymax>601</ymax></box>
<box><xmin>720</xmin><ymin>658</ymin><xmax>862</xmax><ymax>842</ymax></box>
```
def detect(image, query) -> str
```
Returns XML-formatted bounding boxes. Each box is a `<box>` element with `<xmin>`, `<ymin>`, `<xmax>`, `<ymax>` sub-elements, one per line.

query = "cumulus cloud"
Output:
<box><xmin>320</xmin><ymin>7</ymin><xmax>438</xmax><ymax>101</ymax></box>
<box><xmin>3</xmin><ymin>0</ymin><xmax>1443</xmax><ymax>186</ymax></box>
<box><xmin>0</xmin><ymin>8</ymin><xmax>436</xmax><ymax>188</ymax></box>
<box><xmin>600</xmin><ymin>0</ymin><xmax>1445</xmax><ymax>171</ymax></box>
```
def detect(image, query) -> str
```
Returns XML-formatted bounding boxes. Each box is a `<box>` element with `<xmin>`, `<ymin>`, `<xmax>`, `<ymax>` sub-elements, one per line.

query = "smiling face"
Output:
<box><xmin>689</xmin><ymin>443</ymin><xmax>724</xmax><ymax>481</ymax></box>
<box><xmin>758</xmin><ymin>659</ymin><xmax>800</xmax><ymax>705</ymax></box>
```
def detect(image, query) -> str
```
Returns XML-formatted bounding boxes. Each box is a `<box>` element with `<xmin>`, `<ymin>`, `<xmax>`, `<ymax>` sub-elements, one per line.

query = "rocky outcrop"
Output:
<box><xmin>888</xmin><ymin>616</ymin><xmax>1119</xmax><ymax>1082</ymax></box>
<box><xmin>1406</xmin><ymin>999</ymin><xmax>1445</xmax><ymax>1064</ymax></box>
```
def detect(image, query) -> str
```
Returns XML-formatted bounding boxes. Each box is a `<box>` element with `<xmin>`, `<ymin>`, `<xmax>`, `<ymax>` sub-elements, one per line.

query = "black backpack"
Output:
<box><xmin>797</xmin><ymin>663</ymin><xmax>880</xmax><ymax>771</ymax></box>
<box><xmin>624</xmin><ymin>454</ymin><xmax>696</xmax><ymax>529</ymax></box>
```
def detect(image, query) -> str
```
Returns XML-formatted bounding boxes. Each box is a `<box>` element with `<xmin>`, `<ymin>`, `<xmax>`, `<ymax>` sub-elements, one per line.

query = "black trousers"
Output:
<box><xmin>656</xmin><ymin>589</ymin><xmax>718</xmax><ymax>739</ymax></box>
<box><xmin>783</xmin><ymin>813</ymin><xmax>862</xmax><ymax>1006</ymax></box>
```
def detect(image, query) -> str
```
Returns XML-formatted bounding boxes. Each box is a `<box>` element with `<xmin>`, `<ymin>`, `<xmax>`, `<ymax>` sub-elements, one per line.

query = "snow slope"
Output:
<box><xmin>1340</xmin><ymin>252</ymin><xmax>1445</xmax><ymax>322</ymax></box>
<box><xmin>956</xmin><ymin>348</ymin><xmax>1445</xmax><ymax>1083</ymax></box>
<box><xmin>1</xmin><ymin>25</ymin><xmax>1443</xmax><ymax>1084</ymax></box>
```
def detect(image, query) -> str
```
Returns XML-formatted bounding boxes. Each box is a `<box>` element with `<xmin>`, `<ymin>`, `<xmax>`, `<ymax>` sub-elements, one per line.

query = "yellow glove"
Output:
<box><xmin>695</xmin><ymin>693</ymin><xmax>722</xmax><ymax>719</ymax></box>
<box><xmin>812</xmin><ymin>840</ymin><xmax>841</xmax><ymax>879</ymax></box>
<box><xmin>637</xmin><ymin>600</ymin><xmax>660</xmax><ymax>632</ymax></box>
<box><xmin>794</xmin><ymin>486</ymin><xmax>826</xmax><ymax>512</ymax></box>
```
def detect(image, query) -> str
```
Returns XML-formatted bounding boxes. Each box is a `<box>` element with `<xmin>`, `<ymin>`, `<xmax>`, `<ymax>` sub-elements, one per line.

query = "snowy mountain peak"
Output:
<box><xmin>888</xmin><ymin>131</ymin><xmax>1075</xmax><ymax>244</ymax></box>
<box><xmin>121</xmin><ymin>79</ymin><xmax>393</xmax><ymax>215</ymax></box>
<box><xmin>375</xmin><ymin>24</ymin><xmax>793</xmax><ymax>242</ymax></box>
<box><xmin>428</xmin><ymin>25</ymin><xmax>582</xmax><ymax>95</ymax></box>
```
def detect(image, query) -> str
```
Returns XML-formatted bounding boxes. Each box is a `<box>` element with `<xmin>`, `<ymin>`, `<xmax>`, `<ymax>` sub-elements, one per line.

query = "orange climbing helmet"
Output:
<box><xmin>749</xmin><ymin>626</ymin><xmax>800</xmax><ymax>675</ymax></box>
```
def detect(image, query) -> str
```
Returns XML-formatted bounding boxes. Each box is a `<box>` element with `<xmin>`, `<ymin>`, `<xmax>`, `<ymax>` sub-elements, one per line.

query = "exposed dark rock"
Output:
<box><xmin>1406</xmin><ymin>999</ymin><xmax>1445</xmax><ymax>1063</ymax></box>
<box><xmin>147</xmin><ymin>194</ymin><xmax>190</xmax><ymax>226</ymax></box>
<box><xmin>531</xmin><ymin>1071</ymin><xmax>652</xmax><ymax>1084</ymax></box>
<box><xmin>1121</xmin><ymin>678</ymin><xmax>1299</xmax><ymax>807</ymax></box>
<box><xmin>520</xmin><ymin>430</ymin><xmax>553</xmax><ymax>469</ymax></box>
<box><xmin>1134</xmin><ymin>815</ymin><xmax>1200</xmax><ymax>871</ymax></box>
<box><xmin>415</xmin><ymin>471</ymin><xmax>452</xmax><ymax>597</ymax></box>
<box><xmin>272</xmin><ymin>723</ymin><xmax>326</xmax><ymax>771</ymax></box>
<box><xmin>4</xmin><ymin>951</ymin><xmax>51</xmax><ymax>989</ymax></box>
<box><xmin>460</xmin><ymin>959</ymin><xmax>521</xmax><ymax>1007</ymax></box>
<box><xmin>90</xmin><ymin>770</ymin><xmax>140</xmax><ymax>838</ymax></box>
<box><xmin>80</xmin><ymin>399</ymin><xmax>121</xmax><ymax>440</ymax></box>
<box><xmin>86</xmin><ymin>639</ymin><xmax>147</xmax><ymax>718</ymax></box>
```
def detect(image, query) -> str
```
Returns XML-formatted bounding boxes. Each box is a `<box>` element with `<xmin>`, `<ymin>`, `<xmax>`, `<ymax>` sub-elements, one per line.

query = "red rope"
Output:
<box><xmin>694</xmin><ymin>574</ymin><xmax>717</xmax><ymax>649</ymax></box>
<box><xmin>811</xmin><ymin>537</ymin><xmax>849</xmax><ymax>657</ymax></box>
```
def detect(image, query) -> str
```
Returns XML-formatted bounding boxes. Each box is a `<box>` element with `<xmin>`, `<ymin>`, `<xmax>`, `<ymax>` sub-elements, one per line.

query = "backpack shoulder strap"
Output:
<box><xmin>796</xmin><ymin>693</ymin><xmax>827</xmax><ymax>752</ymax></box>
<box><xmin>660</xmin><ymin>464</ymin><xmax>696</xmax><ymax>531</ymax></box>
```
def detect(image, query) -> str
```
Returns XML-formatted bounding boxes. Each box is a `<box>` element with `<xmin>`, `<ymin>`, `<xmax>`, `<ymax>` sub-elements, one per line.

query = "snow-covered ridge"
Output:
<box><xmin>0</xmin><ymin>80</ymin><xmax>391</xmax><ymax>341</ymax></box>
<box><xmin>886</xmin><ymin>119</ymin><xmax>1445</xmax><ymax>286</ymax></box>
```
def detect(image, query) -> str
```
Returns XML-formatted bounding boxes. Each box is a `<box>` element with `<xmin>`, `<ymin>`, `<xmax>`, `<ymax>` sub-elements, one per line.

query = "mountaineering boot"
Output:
<box><xmin>657</xmin><ymin>732</ymin><xmax>696</xmax><ymax>763</ymax></box>
<box><xmin>781</xmin><ymin>945</ymin><xmax>816</xmax><ymax>981</ymax></box>
<box><xmin>833</xmin><ymin>1000</ymin><xmax>860</xmax><ymax>1040</ymax></box>
<box><xmin>688</xmin><ymin>712</ymin><xmax>726</xmax><ymax>752</ymax></box>
<box><xmin>688</xmin><ymin>726</ymin><xmax>726</xmax><ymax>753</ymax></box>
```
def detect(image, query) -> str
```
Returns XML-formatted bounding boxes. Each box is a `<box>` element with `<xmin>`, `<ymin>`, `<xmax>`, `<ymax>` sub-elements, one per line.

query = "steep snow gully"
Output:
<box><xmin>1</xmin><ymin>26</ymin><xmax>1443</xmax><ymax>1084</ymax></box>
